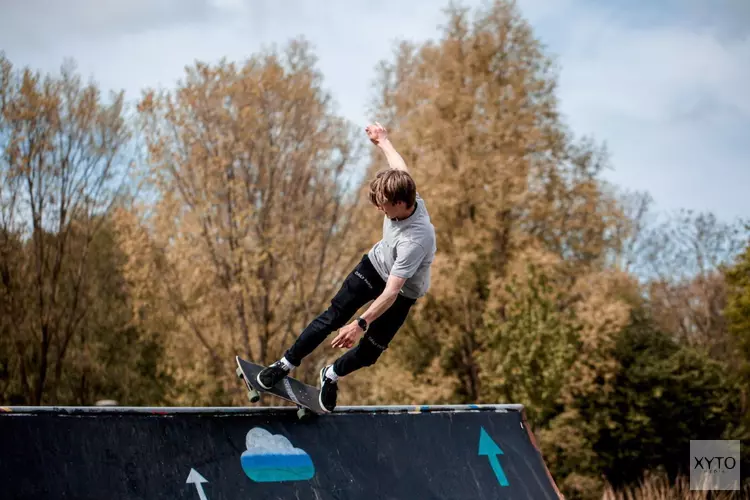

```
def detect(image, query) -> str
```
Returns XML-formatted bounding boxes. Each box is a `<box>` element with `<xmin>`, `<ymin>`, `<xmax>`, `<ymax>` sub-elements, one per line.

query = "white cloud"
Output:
<box><xmin>0</xmin><ymin>0</ymin><xmax>215</xmax><ymax>42</ymax></box>
<box><xmin>0</xmin><ymin>0</ymin><xmax>747</xmax><ymax>220</ymax></box>
<box><xmin>244</xmin><ymin>427</ymin><xmax>308</xmax><ymax>456</ymax></box>
<box><xmin>537</xmin><ymin>2</ymin><xmax>750</xmax><ymax>220</ymax></box>
<box><xmin>560</xmin><ymin>22</ymin><xmax>750</xmax><ymax>122</ymax></box>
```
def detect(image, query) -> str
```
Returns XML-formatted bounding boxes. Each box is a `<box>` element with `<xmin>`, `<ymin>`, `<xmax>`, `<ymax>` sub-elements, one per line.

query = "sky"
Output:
<box><xmin>1</xmin><ymin>0</ymin><xmax>748</xmax><ymax>222</ymax></box>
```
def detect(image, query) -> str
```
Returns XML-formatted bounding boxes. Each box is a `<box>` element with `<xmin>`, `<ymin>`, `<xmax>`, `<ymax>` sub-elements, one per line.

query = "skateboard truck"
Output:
<box><xmin>236</xmin><ymin>366</ymin><xmax>261</xmax><ymax>404</ymax></box>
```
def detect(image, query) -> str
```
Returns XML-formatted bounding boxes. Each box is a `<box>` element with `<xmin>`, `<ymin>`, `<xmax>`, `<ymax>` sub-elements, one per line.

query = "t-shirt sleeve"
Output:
<box><xmin>390</xmin><ymin>240</ymin><xmax>427</xmax><ymax>279</ymax></box>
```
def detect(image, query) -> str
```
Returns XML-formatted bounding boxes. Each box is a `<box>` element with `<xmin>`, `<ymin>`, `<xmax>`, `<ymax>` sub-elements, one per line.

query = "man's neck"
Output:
<box><xmin>391</xmin><ymin>202</ymin><xmax>417</xmax><ymax>222</ymax></box>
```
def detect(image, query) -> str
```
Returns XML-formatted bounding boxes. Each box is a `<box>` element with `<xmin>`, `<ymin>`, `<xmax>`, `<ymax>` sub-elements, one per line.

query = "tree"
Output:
<box><xmin>352</xmin><ymin>0</ymin><xmax>632</xmax><ymax>410</ymax></box>
<box><xmin>724</xmin><ymin>237</ymin><xmax>750</xmax><ymax>376</ymax></box>
<box><xmin>723</xmin><ymin>236</ymin><xmax>750</xmax><ymax>441</ymax></box>
<box><xmin>636</xmin><ymin>210</ymin><xmax>746</xmax><ymax>359</ymax></box>
<box><xmin>0</xmin><ymin>53</ymin><xmax>132</xmax><ymax>404</ymax></box>
<box><xmin>57</xmin><ymin>216</ymin><xmax>174</xmax><ymax>405</ymax></box>
<box><xmin>591</xmin><ymin>312</ymin><xmax>739</xmax><ymax>492</ymax></box>
<box><xmin>120</xmin><ymin>39</ymin><xmax>366</xmax><ymax>403</ymax></box>
<box><xmin>477</xmin><ymin>261</ymin><xmax>582</xmax><ymax>426</ymax></box>
<box><xmin>537</xmin><ymin>307</ymin><xmax>743</xmax><ymax>500</ymax></box>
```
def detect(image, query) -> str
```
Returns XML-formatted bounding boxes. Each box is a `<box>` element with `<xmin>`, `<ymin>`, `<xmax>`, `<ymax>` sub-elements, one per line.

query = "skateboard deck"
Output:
<box><xmin>235</xmin><ymin>356</ymin><xmax>327</xmax><ymax>417</ymax></box>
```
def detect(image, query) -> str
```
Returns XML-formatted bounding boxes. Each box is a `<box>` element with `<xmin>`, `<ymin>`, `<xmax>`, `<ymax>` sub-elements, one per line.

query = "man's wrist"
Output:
<box><xmin>377</xmin><ymin>138</ymin><xmax>392</xmax><ymax>149</ymax></box>
<box><xmin>356</xmin><ymin>316</ymin><xmax>368</xmax><ymax>332</ymax></box>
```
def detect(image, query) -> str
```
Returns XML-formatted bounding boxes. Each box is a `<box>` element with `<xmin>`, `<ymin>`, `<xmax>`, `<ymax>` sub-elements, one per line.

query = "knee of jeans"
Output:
<box><xmin>354</xmin><ymin>336</ymin><xmax>386</xmax><ymax>366</ymax></box>
<box><xmin>320</xmin><ymin>302</ymin><xmax>350</xmax><ymax>330</ymax></box>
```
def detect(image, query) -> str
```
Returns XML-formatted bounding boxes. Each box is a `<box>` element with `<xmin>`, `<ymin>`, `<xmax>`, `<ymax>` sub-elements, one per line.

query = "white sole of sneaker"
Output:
<box><xmin>256</xmin><ymin>373</ymin><xmax>272</xmax><ymax>390</ymax></box>
<box><xmin>318</xmin><ymin>367</ymin><xmax>332</xmax><ymax>413</ymax></box>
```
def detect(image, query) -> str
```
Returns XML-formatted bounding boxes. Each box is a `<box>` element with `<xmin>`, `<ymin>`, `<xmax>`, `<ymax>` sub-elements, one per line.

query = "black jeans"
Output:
<box><xmin>284</xmin><ymin>254</ymin><xmax>417</xmax><ymax>377</ymax></box>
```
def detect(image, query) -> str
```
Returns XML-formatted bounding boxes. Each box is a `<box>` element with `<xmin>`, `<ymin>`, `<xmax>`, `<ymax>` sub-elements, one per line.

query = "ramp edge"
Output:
<box><xmin>519</xmin><ymin>407</ymin><xmax>566</xmax><ymax>499</ymax></box>
<box><xmin>1</xmin><ymin>403</ymin><xmax>523</xmax><ymax>416</ymax></box>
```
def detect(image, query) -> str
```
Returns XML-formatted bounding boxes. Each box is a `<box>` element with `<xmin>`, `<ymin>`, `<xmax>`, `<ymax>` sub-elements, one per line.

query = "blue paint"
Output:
<box><xmin>478</xmin><ymin>427</ymin><xmax>509</xmax><ymax>487</ymax></box>
<box><xmin>241</xmin><ymin>453</ymin><xmax>312</xmax><ymax>469</ymax></box>
<box><xmin>247</xmin><ymin>466</ymin><xmax>315</xmax><ymax>482</ymax></box>
<box><xmin>241</xmin><ymin>452</ymin><xmax>315</xmax><ymax>482</ymax></box>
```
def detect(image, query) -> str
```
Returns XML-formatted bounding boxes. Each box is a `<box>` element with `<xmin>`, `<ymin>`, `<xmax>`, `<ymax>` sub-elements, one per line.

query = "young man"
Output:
<box><xmin>256</xmin><ymin>122</ymin><xmax>436</xmax><ymax>412</ymax></box>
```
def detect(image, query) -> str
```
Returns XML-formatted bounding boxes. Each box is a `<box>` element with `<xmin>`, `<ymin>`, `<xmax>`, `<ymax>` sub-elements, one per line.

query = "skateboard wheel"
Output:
<box><xmin>248</xmin><ymin>389</ymin><xmax>260</xmax><ymax>403</ymax></box>
<box><xmin>236</xmin><ymin>367</ymin><xmax>243</xmax><ymax>379</ymax></box>
<box><xmin>297</xmin><ymin>408</ymin><xmax>309</xmax><ymax>420</ymax></box>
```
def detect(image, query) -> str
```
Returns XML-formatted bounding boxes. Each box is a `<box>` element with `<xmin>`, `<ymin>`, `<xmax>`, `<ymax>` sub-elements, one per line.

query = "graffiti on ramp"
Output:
<box><xmin>241</xmin><ymin>427</ymin><xmax>315</xmax><ymax>482</ymax></box>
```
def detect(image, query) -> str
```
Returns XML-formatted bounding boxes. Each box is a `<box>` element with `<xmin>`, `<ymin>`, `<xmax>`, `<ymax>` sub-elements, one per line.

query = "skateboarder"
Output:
<box><xmin>257</xmin><ymin>122</ymin><xmax>436</xmax><ymax>412</ymax></box>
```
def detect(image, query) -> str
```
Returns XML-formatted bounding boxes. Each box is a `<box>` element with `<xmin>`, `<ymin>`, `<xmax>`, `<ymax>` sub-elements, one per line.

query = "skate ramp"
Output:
<box><xmin>0</xmin><ymin>404</ymin><xmax>562</xmax><ymax>499</ymax></box>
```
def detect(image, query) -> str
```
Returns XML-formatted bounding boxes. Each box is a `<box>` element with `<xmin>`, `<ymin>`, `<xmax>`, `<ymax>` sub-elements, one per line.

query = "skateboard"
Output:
<box><xmin>235</xmin><ymin>356</ymin><xmax>326</xmax><ymax>419</ymax></box>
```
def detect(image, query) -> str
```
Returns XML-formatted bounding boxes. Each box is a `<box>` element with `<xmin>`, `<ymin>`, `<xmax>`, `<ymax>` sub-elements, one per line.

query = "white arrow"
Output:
<box><xmin>186</xmin><ymin>468</ymin><xmax>209</xmax><ymax>500</ymax></box>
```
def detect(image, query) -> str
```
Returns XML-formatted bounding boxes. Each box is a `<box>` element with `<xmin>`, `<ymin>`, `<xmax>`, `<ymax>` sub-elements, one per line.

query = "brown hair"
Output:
<box><xmin>368</xmin><ymin>169</ymin><xmax>417</xmax><ymax>208</ymax></box>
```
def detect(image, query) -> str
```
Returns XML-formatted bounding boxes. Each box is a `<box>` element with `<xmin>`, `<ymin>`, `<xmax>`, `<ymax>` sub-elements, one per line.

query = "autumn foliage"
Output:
<box><xmin>0</xmin><ymin>1</ymin><xmax>748</xmax><ymax>498</ymax></box>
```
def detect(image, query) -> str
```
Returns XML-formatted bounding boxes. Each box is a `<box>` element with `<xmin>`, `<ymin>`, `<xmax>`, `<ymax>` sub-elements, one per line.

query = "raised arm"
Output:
<box><xmin>366</xmin><ymin>122</ymin><xmax>408</xmax><ymax>172</ymax></box>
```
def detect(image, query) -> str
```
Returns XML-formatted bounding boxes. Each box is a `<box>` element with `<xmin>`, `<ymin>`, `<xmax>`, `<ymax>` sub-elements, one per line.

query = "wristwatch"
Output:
<box><xmin>356</xmin><ymin>316</ymin><xmax>368</xmax><ymax>332</ymax></box>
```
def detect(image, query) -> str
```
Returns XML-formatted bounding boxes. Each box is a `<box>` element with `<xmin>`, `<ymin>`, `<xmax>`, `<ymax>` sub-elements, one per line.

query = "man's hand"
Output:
<box><xmin>330</xmin><ymin>276</ymin><xmax>405</xmax><ymax>350</ymax></box>
<box><xmin>366</xmin><ymin>122</ymin><xmax>408</xmax><ymax>171</ymax></box>
<box><xmin>366</xmin><ymin>122</ymin><xmax>388</xmax><ymax>145</ymax></box>
<box><xmin>331</xmin><ymin>321</ymin><xmax>363</xmax><ymax>349</ymax></box>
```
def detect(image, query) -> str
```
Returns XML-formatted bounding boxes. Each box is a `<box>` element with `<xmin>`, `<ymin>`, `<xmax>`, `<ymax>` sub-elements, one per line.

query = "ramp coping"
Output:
<box><xmin>1</xmin><ymin>403</ymin><xmax>524</xmax><ymax>415</ymax></box>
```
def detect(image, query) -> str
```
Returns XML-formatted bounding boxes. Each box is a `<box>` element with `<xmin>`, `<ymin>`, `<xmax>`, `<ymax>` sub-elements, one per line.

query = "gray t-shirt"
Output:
<box><xmin>368</xmin><ymin>192</ymin><xmax>436</xmax><ymax>299</ymax></box>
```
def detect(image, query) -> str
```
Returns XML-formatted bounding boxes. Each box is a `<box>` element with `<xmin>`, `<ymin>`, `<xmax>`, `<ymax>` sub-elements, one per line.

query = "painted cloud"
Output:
<box><xmin>240</xmin><ymin>427</ymin><xmax>315</xmax><ymax>482</ymax></box>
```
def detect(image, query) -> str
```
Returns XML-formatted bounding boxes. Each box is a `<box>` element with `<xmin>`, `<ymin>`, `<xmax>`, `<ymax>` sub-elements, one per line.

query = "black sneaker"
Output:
<box><xmin>256</xmin><ymin>361</ymin><xmax>289</xmax><ymax>390</ymax></box>
<box><xmin>319</xmin><ymin>366</ymin><xmax>338</xmax><ymax>413</ymax></box>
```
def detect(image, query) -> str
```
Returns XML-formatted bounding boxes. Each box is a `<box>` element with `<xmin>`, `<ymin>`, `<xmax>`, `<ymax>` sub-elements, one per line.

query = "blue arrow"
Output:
<box><xmin>478</xmin><ymin>427</ymin><xmax>509</xmax><ymax>486</ymax></box>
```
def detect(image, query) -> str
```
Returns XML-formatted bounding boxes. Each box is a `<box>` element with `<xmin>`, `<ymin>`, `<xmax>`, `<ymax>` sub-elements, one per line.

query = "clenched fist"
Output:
<box><xmin>365</xmin><ymin>122</ymin><xmax>388</xmax><ymax>145</ymax></box>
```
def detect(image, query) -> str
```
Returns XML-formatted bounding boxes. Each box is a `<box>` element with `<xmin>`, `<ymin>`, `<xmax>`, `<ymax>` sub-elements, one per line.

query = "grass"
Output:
<box><xmin>602</xmin><ymin>473</ymin><xmax>750</xmax><ymax>500</ymax></box>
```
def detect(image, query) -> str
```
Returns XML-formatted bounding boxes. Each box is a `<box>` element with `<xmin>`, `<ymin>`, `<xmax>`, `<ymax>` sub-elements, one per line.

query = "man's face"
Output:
<box><xmin>377</xmin><ymin>201</ymin><xmax>402</xmax><ymax>220</ymax></box>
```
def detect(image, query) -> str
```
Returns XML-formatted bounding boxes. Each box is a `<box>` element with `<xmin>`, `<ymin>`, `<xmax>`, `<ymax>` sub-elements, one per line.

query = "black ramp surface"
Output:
<box><xmin>0</xmin><ymin>405</ymin><xmax>563</xmax><ymax>500</ymax></box>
